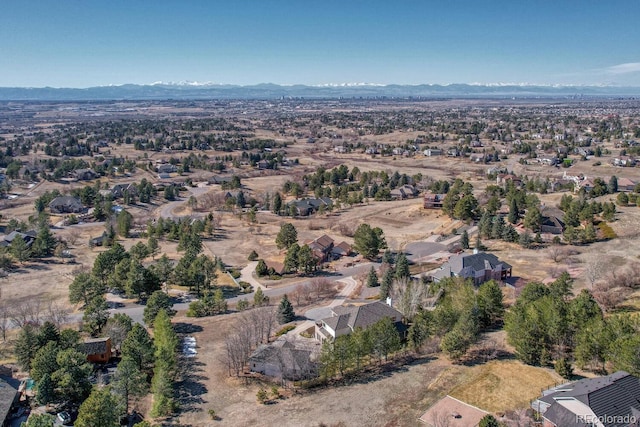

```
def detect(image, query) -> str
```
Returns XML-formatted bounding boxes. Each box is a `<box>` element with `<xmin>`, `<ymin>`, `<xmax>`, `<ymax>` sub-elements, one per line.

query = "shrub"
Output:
<box><xmin>276</xmin><ymin>325</ymin><xmax>296</xmax><ymax>336</ymax></box>
<box><xmin>208</xmin><ymin>409</ymin><xmax>218</xmax><ymax>420</ymax></box>
<box><xmin>256</xmin><ymin>388</ymin><xmax>269</xmax><ymax>404</ymax></box>
<box><xmin>248</xmin><ymin>250</ymin><xmax>259</xmax><ymax>261</ymax></box>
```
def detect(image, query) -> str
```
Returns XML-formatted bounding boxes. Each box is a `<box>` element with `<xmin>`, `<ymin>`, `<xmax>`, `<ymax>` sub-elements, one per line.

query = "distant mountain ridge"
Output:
<box><xmin>1</xmin><ymin>83</ymin><xmax>639</xmax><ymax>101</ymax></box>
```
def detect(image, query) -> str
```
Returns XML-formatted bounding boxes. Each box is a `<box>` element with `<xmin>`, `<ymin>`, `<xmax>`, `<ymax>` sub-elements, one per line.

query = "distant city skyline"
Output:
<box><xmin>1</xmin><ymin>0</ymin><xmax>639</xmax><ymax>88</ymax></box>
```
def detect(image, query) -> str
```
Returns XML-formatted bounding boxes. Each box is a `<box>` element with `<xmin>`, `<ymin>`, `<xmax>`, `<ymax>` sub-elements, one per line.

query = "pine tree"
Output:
<box><xmin>380</xmin><ymin>268</ymin><xmax>394</xmax><ymax>301</ymax></box>
<box><xmin>366</xmin><ymin>266</ymin><xmax>379</xmax><ymax>287</ymax></box>
<box><xmin>395</xmin><ymin>252</ymin><xmax>410</xmax><ymax>279</ymax></box>
<box><xmin>75</xmin><ymin>387</ymin><xmax>120</xmax><ymax>427</ymax></box>
<box><xmin>460</xmin><ymin>230</ymin><xmax>470</xmax><ymax>249</ymax></box>
<box><xmin>277</xmin><ymin>294</ymin><xmax>295</xmax><ymax>324</ymax></box>
<box><xmin>508</xmin><ymin>197</ymin><xmax>519</xmax><ymax>224</ymax></box>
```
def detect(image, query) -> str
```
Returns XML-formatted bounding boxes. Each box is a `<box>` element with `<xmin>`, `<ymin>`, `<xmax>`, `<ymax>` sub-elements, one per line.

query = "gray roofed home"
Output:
<box><xmin>49</xmin><ymin>196</ymin><xmax>84</xmax><ymax>214</ymax></box>
<box><xmin>248</xmin><ymin>337</ymin><xmax>320</xmax><ymax>381</ymax></box>
<box><xmin>74</xmin><ymin>168</ymin><xmax>99</xmax><ymax>181</ymax></box>
<box><xmin>315</xmin><ymin>301</ymin><xmax>404</xmax><ymax>341</ymax></box>
<box><xmin>0</xmin><ymin>376</ymin><xmax>19</xmax><ymax>426</ymax></box>
<box><xmin>431</xmin><ymin>251</ymin><xmax>512</xmax><ymax>286</ymax></box>
<box><xmin>532</xmin><ymin>371</ymin><xmax>640</xmax><ymax>427</ymax></box>
<box><xmin>0</xmin><ymin>230</ymin><xmax>37</xmax><ymax>248</ymax></box>
<box><xmin>80</xmin><ymin>337</ymin><xmax>112</xmax><ymax>363</ymax></box>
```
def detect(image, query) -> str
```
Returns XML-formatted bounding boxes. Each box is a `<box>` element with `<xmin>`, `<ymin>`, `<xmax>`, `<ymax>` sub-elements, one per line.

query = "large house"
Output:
<box><xmin>431</xmin><ymin>251</ymin><xmax>512</xmax><ymax>286</ymax></box>
<box><xmin>288</xmin><ymin>197</ymin><xmax>333</xmax><ymax>216</ymax></box>
<box><xmin>532</xmin><ymin>371</ymin><xmax>640</xmax><ymax>427</ymax></box>
<box><xmin>49</xmin><ymin>196</ymin><xmax>84</xmax><ymax>214</ymax></box>
<box><xmin>0</xmin><ymin>230</ymin><xmax>36</xmax><ymax>248</ymax></box>
<box><xmin>307</xmin><ymin>234</ymin><xmax>335</xmax><ymax>262</ymax></box>
<box><xmin>248</xmin><ymin>337</ymin><xmax>320</xmax><ymax>381</ymax></box>
<box><xmin>315</xmin><ymin>301</ymin><xmax>404</xmax><ymax>342</ymax></box>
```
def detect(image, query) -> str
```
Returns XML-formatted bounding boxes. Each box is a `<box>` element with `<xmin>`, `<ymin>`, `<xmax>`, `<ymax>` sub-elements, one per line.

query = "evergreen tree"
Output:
<box><xmin>35</xmin><ymin>374</ymin><xmax>56</xmax><ymax>406</ymax></box>
<box><xmin>460</xmin><ymin>230</ymin><xmax>470</xmax><ymax>249</ymax></box>
<box><xmin>395</xmin><ymin>252</ymin><xmax>410</xmax><ymax>279</ymax></box>
<box><xmin>275</xmin><ymin>223</ymin><xmax>298</xmax><ymax>250</ymax></box>
<box><xmin>255</xmin><ymin>259</ymin><xmax>268</xmax><ymax>276</ymax></box>
<box><xmin>82</xmin><ymin>296</ymin><xmax>110</xmax><ymax>336</ymax></box>
<box><xmin>75</xmin><ymin>387</ymin><xmax>120</xmax><ymax>427</ymax></box>
<box><xmin>366</xmin><ymin>266</ymin><xmax>379</xmax><ymax>287</ymax></box>
<box><xmin>112</xmin><ymin>358</ymin><xmax>148</xmax><ymax>414</ymax></box>
<box><xmin>10</xmin><ymin>235</ymin><xmax>30</xmax><ymax>263</ymax></box>
<box><xmin>14</xmin><ymin>324</ymin><xmax>39</xmax><ymax>371</ymax></box>
<box><xmin>353</xmin><ymin>224</ymin><xmax>386</xmax><ymax>260</ymax></box>
<box><xmin>508</xmin><ymin>197</ymin><xmax>519</xmax><ymax>224</ymax></box>
<box><xmin>151</xmin><ymin>309</ymin><xmax>178</xmax><ymax>417</ymax></box>
<box><xmin>144</xmin><ymin>291</ymin><xmax>176</xmax><ymax>327</ymax></box>
<box><xmin>121</xmin><ymin>324</ymin><xmax>154</xmax><ymax>374</ymax></box>
<box><xmin>380</xmin><ymin>268</ymin><xmax>394</xmax><ymax>300</ymax></box>
<box><xmin>479</xmin><ymin>414</ymin><xmax>500</xmax><ymax>427</ymax></box>
<box><xmin>253</xmin><ymin>287</ymin><xmax>268</xmax><ymax>307</ymax></box>
<box><xmin>277</xmin><ymin>294</ymin><xmax>295</xmax><ymax>324</ymax></box>
<box><xmin>272</xmin><ymin>192</ymin><xmax>283</xmax><ymax>215</ymax></box>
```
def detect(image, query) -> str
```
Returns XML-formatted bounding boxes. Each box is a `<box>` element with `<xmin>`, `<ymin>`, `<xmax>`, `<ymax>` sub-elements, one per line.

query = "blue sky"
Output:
<box><xmin>1</xmin><ymin>0</ymin><xmax>639</xmax><ymax>87</ymax></box>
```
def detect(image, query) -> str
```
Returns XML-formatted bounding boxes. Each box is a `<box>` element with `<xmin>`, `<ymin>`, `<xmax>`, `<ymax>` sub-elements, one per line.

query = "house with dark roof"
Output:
<box><xmin>331</xmin><ymin>241</ymin><xmax>353</xmax><ymax>258</ymax></box>
<box><xmin>315</xmin><ymin>301</ymin><xmax>404</xmax><ymax>342</ymax></box>
<box><xmin>80</xmin><ymin>337</ymin><xmax>112</xmax><ymax>363</ymax></box>
<box><xmin>307</xmin><ymin>235</ymin><xmax>335</xmax><ymax>262</ymax></box>
<box><xmin>0</xmin><ymin>376</ymin><xmax>19</xmax><ymax>427</ymax></box>
<box><xmin>74</xmin><ymin>168</ymin><xmax>99</xmax><ymax>181</ymax></box>
<box><xmin>289</xmin><ymin>198</ymin><xmax>333</xmax><ymax>216</ymax></box>
<box><xmin>424</xmin><ymin>192</ymin><xmax>445</xmax><ymax>209</ymax></box>
<box><xmin>0</xmin><ymin>230</ymin><xmax>36</xmax><ymax>248</ymax></box>
<box><xmin>49</xmin><ymin>196</ymin><xmax>84</xmax><ymax>214</ymax></box>
<box><xmin>431</xmin><ymin>251</ymin><xmax>512</xmax><ymax>286</ymax></box>
<box><xmin>248</xmin><ymin>337</ymin><xmax>320</xmax><ymax>381</ymax></box>
<box><xmin>157</xmin><ymin>163</ymin><xmax>178</xmax><ymax>174</ymax></box>
<box><xmin>532</xmin><ymin>371</ymin><xmax>640</xmax><ymax>427</ymax></box>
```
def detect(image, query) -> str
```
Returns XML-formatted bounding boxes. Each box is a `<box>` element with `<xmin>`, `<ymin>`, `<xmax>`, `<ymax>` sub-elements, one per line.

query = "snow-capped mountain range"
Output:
<box><xmin>0</xmin><ymin>82</ymin><xmax>639</xmax><ymax>101</ymax></box>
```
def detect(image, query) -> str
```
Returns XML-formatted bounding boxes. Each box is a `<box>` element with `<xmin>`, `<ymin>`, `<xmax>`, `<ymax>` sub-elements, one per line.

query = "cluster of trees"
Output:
<box><xmin>415</xmin><ymin>279</ymin><xmax>504</xmax><ymax>361</ymax></box>
<box><xmin>504</xmin><ymin>273</ymin><xmax>631</xmax><ymax>378</ymax></box>
<box><xmin>558</xmin><ymin>194</ymin><xmax>614</xmax><ymax>244</ymax></box>
<box><xmin>145</xmin><ymin>215</ymin><xmax>220</xmax><ymax>241</ymax></box>
<box><xmin>319</xmin><ymin>317</ymin><xmax>402</xmax><ymax>379</ymax></box>
<box><xmin>441</xmin><ymin>179</ymin><xmax>478</xmax><ymax>221</ymax></box>
<box><xmin>13</xmin><ymin>314</ymin><xmax>161</xmax><ymax>426</ymax></box>
<box><xmin>186</xmin><ymin>289</ymin><xmax>227</xmax><ymax>317</ymax></box>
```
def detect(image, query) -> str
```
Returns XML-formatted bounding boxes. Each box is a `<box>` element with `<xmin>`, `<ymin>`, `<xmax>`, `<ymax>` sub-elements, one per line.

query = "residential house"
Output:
<box><xmin>496</xmin><ymin>174</ymin><xmax>522</xmax><ymax>188</ymax></box>
<box><xmin>447</xmin><ymin>148</ymin><xmax>461</xmax><ymax>157</ymax></box>
<box><xmin>612</xmin><ymin>156</ymin><xmax>637</xmax><ymax>167</ymax></box>
<box><xmin>156</xmin><ymin>164</ymin><xmax>177</xmax><ymax>174</ymax></box>
<box><xmin>331</xmin><ymin>241</ymin><xmax>353</xmax><ymax>258</ymax></box>
<box><xmin>423</xmin><ymin>192</ymin><xmax>445</xmax><ymax>209</ymax></box>
<box><xmin>538</xmin><ymin>155</ymin><xmax>559</xmax><ymax>166</ymax></box>
<box><xmin>288</xmin><ymin>198</ymin><xmax>332</xmax><ymax>216</ymax></box>
<box><xmin>207</xmin><ymin>176</ymin><xmax>233</xmax><ymax>185</ymax></box>
<box><xmin>0</xmin><ymin>230</ymin><xmax>36</xmax><ymax>248</ymax></box>
<box><xmin>74</xmin><ymin>168</ymin><xmax>99</xmax><ymax>181</ymax></box>
<box><xmin>264</xmin><ymin>260</ymin><xmax>285</xmax><ymax>276</ymax></box>
<box><xmin>617</xmin><ymin>177</ymin><xmax>636</xmax><ymax>192</ymax></box>
<box><xmin>80</xmin><ymin>337</ymin><xmax>112</xmax><ymax>363</ymax></box>
<box><xmin>419</xmin><ymin>395</ymin><xmax>489</xmax><ymax>427</ymax></box>
<box><xmin>540</xmin><ymin>209</ymin><xmax>565</xmax><ymax>235</ymax></box>
<box><xmin>307</xmin><ymin>235</ymin><xmax>334</xmax><ymax>262</ymax></box>
<box><xmin>431</xmin><ymin>251</ymin><xmax>512</xmax><ymax>285</ymax></box>
<box><xmin>248</xmin><ymin>337</ymin><xmax>320</xmax><ymax>381</ymax></box>
<box><xmin>0</xmin><ymin>377</ymin><xmax>19</xmax><ymax>427</ymax></box>
<box><xmin>390</xmin><ymin>184</ymin><xmax>419</xmax><ymax>200</ymax></box>
<box><xmin>49</xmin><ymin>196</ymin><xmax>84</xmax><ymax>214</ymax></box>
<box><xmin>89</xmin><ymin>232</ymin><xmax>108</xmax><ymax>247</ymax></box>
<box><xmin>423</xmin><ymin>148</ymin><xmax>443</xmax><ymax>157</ymax></box>
<box><xmin>315</xmin><ymin>301</ymin><xmax>404</xmax><ymax>342</ymax></box>
<box><xmin>334</xmin><ymin>145</ymin><xmax>347</xmax><ymax>153</ymax></box>
<box><xmin>109</xmin><ymin>183</ymin><xmax>138</xmax><ymax>199</ymax></box>
<box><xmin>532</xmin><ymin>371</ymin><xmax>640</xmax><ymax>427</ymax></box>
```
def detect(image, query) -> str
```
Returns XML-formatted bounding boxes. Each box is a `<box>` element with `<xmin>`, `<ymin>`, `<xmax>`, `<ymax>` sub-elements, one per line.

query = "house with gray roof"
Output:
<box><xmin>431</xmin><ymin>251</ymin><xmax>512</xmax><ymax>286</ymax></box>
<box><xmin>0</xmin><ymin>376</ymin><xmax>19</xmax><ymax>426</ymax></box>
<box><xmin>0</xmin><ymin>230</ymin><xmax>36</xmax><ymax>248</ymax></box>
<box><xmin>532</xmin><ymin>371</ymin><xmax>640</xmax><ymax>427</ymax></box>
<box><xmin>315</xmin><ymin>301</ymin><xmax>404</xmax><ymax>342</ymax></box>
<box><xmin>248</xmin><ymin>336</ymin><xmax>320</xmax><ymax>381</ymax></box>
<box><xmin>49</xmin><ymin>196</ymin><xmax>84</xmax><ymax>214</ymax></box>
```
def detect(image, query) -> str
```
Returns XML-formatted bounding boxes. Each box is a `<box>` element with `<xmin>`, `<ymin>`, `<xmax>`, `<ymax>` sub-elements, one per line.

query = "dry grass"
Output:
<box><xmin>449</xmin><ymin>360</ymin><xmax>563</xmax><ymax>412</ymax></box>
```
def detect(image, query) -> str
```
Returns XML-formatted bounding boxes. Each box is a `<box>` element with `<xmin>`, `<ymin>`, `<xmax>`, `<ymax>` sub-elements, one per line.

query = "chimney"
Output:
<box><xmin>385</xmin><ymin>297</ymin><xmax>392</xmax><ymax>307</ymax></box>
<box><xmin>473</xmin><ymin>248</ymin><xmax>479</xmax><ymax>254</ymax></box>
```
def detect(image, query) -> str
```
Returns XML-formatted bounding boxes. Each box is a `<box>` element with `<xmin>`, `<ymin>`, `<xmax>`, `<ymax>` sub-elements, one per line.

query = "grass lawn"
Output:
<box><xmin>449</xmin><ymin>360</ymin><xmax>563</xmax><ymax>413</ymax></box>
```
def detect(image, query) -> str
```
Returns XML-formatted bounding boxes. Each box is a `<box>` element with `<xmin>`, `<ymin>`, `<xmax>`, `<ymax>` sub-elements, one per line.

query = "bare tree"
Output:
<box><xmin>10</xmin><ymin>298</ymin><xmax>43</xmax><ymax>328</ymax></box>
<box><xmin>391</xmin><ymin>277</ymin><xmax>428</xmax><ymax>320</ymax></box>
<box><xmin>547</xmin><ymin>246</ymin><xmax>566</xmax><ymax>263</ymax></box>
<box><xmin>584</xmin><ymin>257</ymin><xmax>606</xmax><ymax>290</ymax></box>
<box><xmin>310</xmin><ymin>278</ymin><xmax>336</xmax><ymax>301</ymax></box>
<box><xmin>0</xmin><ymin>303</ymin><xmax>10</xmax><ymax>341</ymax></box>
<box><xmin>43</xmin><ymin>301</ymin><xmax>70</xmax><ymax>328</ymax></box>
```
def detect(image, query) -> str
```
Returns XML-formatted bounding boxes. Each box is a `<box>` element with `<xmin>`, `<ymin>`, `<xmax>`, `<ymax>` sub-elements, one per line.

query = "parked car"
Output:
<box><xmin>57</xmin><ymin>411</ymin><xmax>72</xmax><ymax>425</ymax></box>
